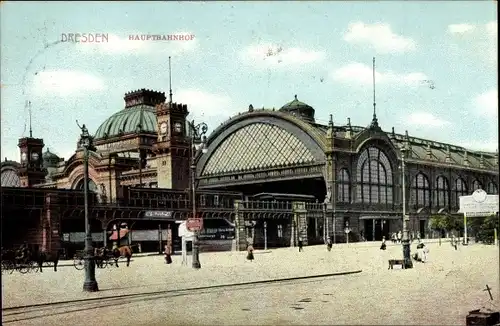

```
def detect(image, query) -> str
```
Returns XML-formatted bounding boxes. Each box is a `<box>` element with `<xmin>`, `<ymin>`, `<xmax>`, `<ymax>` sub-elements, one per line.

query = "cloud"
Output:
<box><xmin>486</xmin><ymin>21</ymin><xmax>497</xmax><ymax>37</ymax></box>
<box><xmin>473</xmin><ymin>89</ymin><xmax>498</xmax><ymax>118</ymax></box>
<box><xmin>175</xmin><ymin>89</ymin><xmax>235</xmax><ymax>121</ymax></box>
<box><xmin>405</xmin><ymin>112</ymin><xmax>451</xmax><ymax>127</ymax></box>
<box><xmin>462</xmin><ymin>141</ymin><xmax>498</xmax><ymax>153</ymax></box>
<box><xmin>77</xmin><ymin>32</ymin><xmax>198</xmax><ymax>56</ymax></box>
<box><xmin>448</xmin><ymin>21</ymin><xmax>497</xmax><ymax>66</ymax></box>
<box><xmin>331</xmin><ymin>62</ymin><xmax>430</xmax><ymax>87</ymax></box>
<box><xmin>32</xmin><ymin>70</ymin><xmax>106</xmax><ymax>96</ymax></box>
<box><xmin>240</xmin><ymin>43</ymin><xmax>325</xmax><ymax>69</ymax></box>
<box><xmin>447</xmin><ymin>24</ymin><xmax>476</xmax><ymax>35</ymax></box>
<box><xmin>343</xmin><ymin>22</ymin><xmax>416</xmax><ymax>54</ymax></box>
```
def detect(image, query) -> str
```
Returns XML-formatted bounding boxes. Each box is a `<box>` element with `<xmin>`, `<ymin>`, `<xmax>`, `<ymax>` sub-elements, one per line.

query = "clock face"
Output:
<box><xmin>174</xmin><ymin>122</ymin><xmax>182</xmax><ymax>133</ymax></box>
<box><xmin>160</xmin><ymin>122</ymin><xmax>168</xmax><ymax>134</ymax></box>
<box><xmin>472</xmin><ymin>189</ymin><xmax>487</xmax><ymax>203</ymax></box>
<box><xmin>21</xmin><ymin>152</ymin><xmax>27</xmax><ymax>161</ymax></box>
<box><xmin>31</xmin><ymin>152</ymin><xmax>39</xmax><ymax>161</ymax></box>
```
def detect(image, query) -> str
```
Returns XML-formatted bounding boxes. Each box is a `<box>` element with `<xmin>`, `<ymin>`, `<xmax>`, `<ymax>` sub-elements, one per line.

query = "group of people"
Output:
<box><xmin>391</xmin><ymin>232</ymin><xmax>402</xmax><ymax>243</ymax></box>
<box><xmin>380</xmin><ymin>235</ymin><xmax>429</xmax><ymax>263</ymax></box>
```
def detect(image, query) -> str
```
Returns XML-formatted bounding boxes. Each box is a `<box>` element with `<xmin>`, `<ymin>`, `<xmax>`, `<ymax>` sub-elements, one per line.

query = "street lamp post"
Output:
<box><xmin>189</xmin><ymin>120</ymin><xmax>208</xmax><ymax>269</ymax></box>
<box><xmin>77</xmin><ymin>121</ymin><xmax>99</xmax><ymax>292</ymax></box>
<box><xmin>400</xmin><ymin>145</ymin><xmax>413</xmax><ymax>269</ymax></box>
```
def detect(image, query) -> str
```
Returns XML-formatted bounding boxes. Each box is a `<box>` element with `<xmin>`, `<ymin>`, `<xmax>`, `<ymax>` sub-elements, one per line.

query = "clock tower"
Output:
<box><xmin>18</xmin><ymin>136</ymin><xmax>47</xmax><ymax>187</ymax></box>
<box><xmin>153</xmin><ymin>101</ymin><xmax>190</xmax><ymax>189</ymax></box>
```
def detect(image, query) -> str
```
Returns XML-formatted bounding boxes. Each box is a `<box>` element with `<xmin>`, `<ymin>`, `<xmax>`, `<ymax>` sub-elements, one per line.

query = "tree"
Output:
<box><xmin>471</xmin><ymin>214</ymin><xmax>499</xmax><ymax>245</ymax></box>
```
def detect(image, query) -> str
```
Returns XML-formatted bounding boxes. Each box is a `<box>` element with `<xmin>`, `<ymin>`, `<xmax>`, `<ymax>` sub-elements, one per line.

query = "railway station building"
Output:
<box><xmin>2</xmin><ymin>89</ymin><xmax>498</xmax><ymax>254</ymax></box>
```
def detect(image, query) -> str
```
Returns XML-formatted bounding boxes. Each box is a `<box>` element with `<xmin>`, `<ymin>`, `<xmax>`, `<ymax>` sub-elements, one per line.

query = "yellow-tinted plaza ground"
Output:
<box><xmin>2</xmin><ymin>240</ymin><xmax>499</xmax><ymax>325</ymax></box>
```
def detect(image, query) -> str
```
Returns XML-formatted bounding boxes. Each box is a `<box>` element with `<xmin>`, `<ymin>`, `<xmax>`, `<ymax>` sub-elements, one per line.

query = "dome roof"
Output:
<box><xmin>94</xmin><ymin>105</ymin><xmax>157</xmax><ymax>140</ymax></box>
<box><xmin>95</xmin><ymin>89</ymin><xmax>166</xmax><ymax>140</ymax></box>
<box><xmin>42</xmin><ymin>148</ymin><xmax>60</xmax><ymax>168</ymax></box>
<box><xmin>279</xmin><ymin>95</ymin><xmax>315</xmax><ymax>123</ymax></box>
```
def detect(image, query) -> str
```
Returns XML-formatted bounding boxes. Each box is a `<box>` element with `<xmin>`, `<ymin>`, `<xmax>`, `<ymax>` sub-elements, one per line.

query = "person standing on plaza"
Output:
<box><xmin>380</xmin><ymin>236</ymin><xmax>387</xmax><ymax>250</ymax></box>
<box><xmin>164</xmin><ymin>244</ymin><xmax>172</xmax><ymax>264</ymax></box>
<box><xmin>326</xmin><ymin>237</ymin><xmax>332</xmax><ymax>251</ymax></box>
<box><xmin>298</xmin><ymin>237</ymin><xmax>304</xmax><ymax>252</ymax></box>
<box><xmin>246</xmin><ymin>243</ymin><xmax>254</xmax><ymax>261</ymax></box>
<box><xmin>397</xmin><ymin>231</ymin><xmax>402</xmax><ymax>243</ymax></box>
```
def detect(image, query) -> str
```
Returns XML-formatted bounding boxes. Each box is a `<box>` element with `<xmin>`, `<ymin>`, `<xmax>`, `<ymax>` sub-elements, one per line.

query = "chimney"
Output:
<box><xmin>345</xmin><ymin>117</ymin><xmax>353</xmax><ymax>139</ymax></box>
<box><xmin>463</xmin><ymin>150</ymin><xmax>470</xmax><ymax>166</ymax></box>
<box><xmin>445</xmin><ymin>145</ymin><xmax>452</xmax><ymax>164</ymax></box>
<box><xmin>426</xmin><ymin>144</ymin><xmax>432</xmax><ymax>160</ymax></box>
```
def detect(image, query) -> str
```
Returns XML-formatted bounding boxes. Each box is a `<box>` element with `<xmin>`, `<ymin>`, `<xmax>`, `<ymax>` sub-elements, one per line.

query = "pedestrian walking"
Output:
<box><xmin>246</xmin><ymin>244</ymin><xmax>254</xmax><ymax>261</ymax></box>
<box><xmin>326</xmin><ymin>238</ymin><xmax>332</xmax><ymax>252</ymax></box>
<box><xmin>164</xmin><ymin>244</ymin><xmax>172</xmax><ymax>264</ymax></box>
<box><xmin>380</xmin><ymin>236</ymin><xmax>387</xmax><ymax>250</ymax></box>
<box><xmin>298</xmin><ymin>237</ymin><xmax>304</xmax><ymax>252</ymax></box>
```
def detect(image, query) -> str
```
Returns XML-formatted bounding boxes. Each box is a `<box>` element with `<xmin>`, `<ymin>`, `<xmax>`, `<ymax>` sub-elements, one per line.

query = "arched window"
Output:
<box><xmin>487</xmin><ymin>181</ymin><xmax>498</xmax><ymax>195</ymax></box>
<box><xmin>337</xmin><ymin>169</ymin><xmax>350</xmax><ymax>203</ymax></box>
<box><xmin>435</xmin><ymin>176</ymin><xmax>449</xmax><ymax>209</ymax></box>
<box><xmin>75</xmin><ymin>179</ymin><xmax>98</xmax><ymax>192</ymax></box>
<box><xmin>472</xmin><ymin>179</ymin><xmax>482</xmax><ymax>191</ymax></box>
<box><xmin>454</xmin><ymin>178</ymin><xmax>468</xmax><ymax>207</ymax></box>
<box><xmin>1</xmin><ymin>169</ymin><xmax>21</xmax><ymax>187</ymax></box>
<box><xmin>410</xmin><ymin>173</ymin><xmax>431</xmax><ymax>209</ymax></box>
<box><xmin>356</xmin><ymin>147</ymin><xmax>393</xmax><ymax>205</ymax></box>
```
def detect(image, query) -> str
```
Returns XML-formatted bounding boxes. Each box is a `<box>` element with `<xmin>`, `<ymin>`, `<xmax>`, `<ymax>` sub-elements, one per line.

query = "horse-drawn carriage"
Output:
<box><xmin>73</xmin><ymin>245</ymin><xmax>134</xmax><ymax>270</ymax></box>
<box><xmin>2</xmin><ymin>245</ymin><xmax>60</xmax><ymax>274</ymax></box>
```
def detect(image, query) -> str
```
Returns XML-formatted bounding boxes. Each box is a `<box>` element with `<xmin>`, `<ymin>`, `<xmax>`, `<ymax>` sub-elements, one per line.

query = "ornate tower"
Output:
<box><xmin>153</xmin><ymin>101</ymin><xmax>190</xmax><ymax>189</ymax></box>
<box><xmin>18</xmin><ymin>137</ymin><xmax>46</xmax><ymax>187</ymax></box>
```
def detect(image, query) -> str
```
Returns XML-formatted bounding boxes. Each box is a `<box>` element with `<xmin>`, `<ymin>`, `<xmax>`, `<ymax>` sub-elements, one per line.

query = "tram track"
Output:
<box><xmin>2</xmin><ymin>270</ymin><xmax>362</xmax><ymax>323</ymax></box>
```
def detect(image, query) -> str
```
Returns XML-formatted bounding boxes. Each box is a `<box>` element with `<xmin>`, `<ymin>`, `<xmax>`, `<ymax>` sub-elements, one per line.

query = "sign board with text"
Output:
<box><xmin>186</xmin><ymin>218</ymin><xmax>203</xmax><ymax>231</ymax></box>
<box><xmin>459</xmin><ymin>190</ymin><xmax>499</xmax><ymax>214</ymax></box>
<box><xmin>144</xmin><ymin>211</ymin><xmax>173</xmax><ymax>219</ymax></box>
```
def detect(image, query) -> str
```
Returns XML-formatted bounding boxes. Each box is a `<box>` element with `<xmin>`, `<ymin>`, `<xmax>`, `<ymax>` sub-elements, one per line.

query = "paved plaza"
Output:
<box><xmin>2</xmin><ymin>241</ymin><xmax>499</xmax><ymax>325</ymax></box>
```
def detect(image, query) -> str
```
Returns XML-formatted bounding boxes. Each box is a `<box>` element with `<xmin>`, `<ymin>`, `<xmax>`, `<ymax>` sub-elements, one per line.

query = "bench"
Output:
<box><xmin>388</xmin><ymin>259</ymin><xmax>406</xmax><ymax>269</ymax></box>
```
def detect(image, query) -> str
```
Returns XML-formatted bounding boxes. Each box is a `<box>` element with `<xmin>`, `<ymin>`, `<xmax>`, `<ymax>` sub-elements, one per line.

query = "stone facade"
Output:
<box><xmin>1</xmin><ymin>91</ymin><xmax>498</xmax><ymax>248</ymax></box>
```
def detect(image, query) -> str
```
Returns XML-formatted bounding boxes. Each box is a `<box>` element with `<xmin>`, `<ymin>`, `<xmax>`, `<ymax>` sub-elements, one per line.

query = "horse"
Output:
<box><xmin>94</xmin><ymin>247</ymin><xmax>109</xmax><ymax>268</ymax></box>
<box><xmin>111</xmin><ymin>245</ymin><xmax>133</xmax><ymax>267</ymax></box>
<box><xmin>31</xmin><ymin>249</ymin><xmax>60</xmax><ymax>272</ymax></box>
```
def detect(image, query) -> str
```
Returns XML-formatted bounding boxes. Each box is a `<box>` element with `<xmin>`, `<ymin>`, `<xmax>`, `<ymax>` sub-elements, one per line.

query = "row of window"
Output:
<box><xmin>336</xmin><ymin>146</ymin><xmax>498</xmax><ymax>208</ymax></box>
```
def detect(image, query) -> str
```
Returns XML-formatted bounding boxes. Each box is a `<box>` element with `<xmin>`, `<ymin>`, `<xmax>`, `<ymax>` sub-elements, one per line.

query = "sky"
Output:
<box><xmin>1</xmin><ymin>1</ymin><xmax>497</xmax><ymax>162</ymax></box>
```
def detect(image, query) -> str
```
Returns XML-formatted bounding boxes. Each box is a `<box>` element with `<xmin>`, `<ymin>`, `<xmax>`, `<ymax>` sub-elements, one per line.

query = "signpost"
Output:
<box><xmin>459</xmin><ymin>189</ymin><xmax>499</xmax><ymax>245</ymax></box>
<box><xmin>187</xmin><ymin>218</ymin><xmax>203</xmax><ymax>232</ymax></box>
<box><xmin>344</xmin><ymin>222</ymin><xmax>351</xmax><ymax>244</ymax></box>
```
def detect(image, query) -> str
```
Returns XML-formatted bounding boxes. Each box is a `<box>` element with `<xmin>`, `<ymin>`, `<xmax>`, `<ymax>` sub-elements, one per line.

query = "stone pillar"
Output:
<box><xmin>44</xmin><ymin>193</ymin><xmax>61</xmax><ymax>254</ymax></box>
<box><xmin>103</xmin><ymin>229</ymin><xmax>107</xmax><ymax>247</ymax></box>
<box><xmin>233</xmin><ymin>200</ymin><xmax>247</xmax><ymax>251</ymax></box>
<box><xmin>293</xmin><ymin>201</ymin><xmax>308</xmax><ymax>246</ymax></box>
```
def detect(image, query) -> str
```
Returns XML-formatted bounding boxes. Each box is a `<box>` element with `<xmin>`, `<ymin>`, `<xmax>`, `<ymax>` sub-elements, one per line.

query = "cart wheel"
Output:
<box><xmin>8</xmin><ymin>262</ymin><xmax>15</xmax><ymax>274</ymax></box>
<box><xmin>101</xmin><ymin>258</ymin><xmax>108</xmax><ymax>269</ymax></box>
<box><xmin>96</xmin><ymin>258</ymin><xmax>106</xmax><ymax>269</ymax></box>
<box><xmin>18</xmin><ymin>264</ymin><xmax>29</xmax><ymax>274</ymax></box>
<box><xmin>74</xmin><ymin>257</ymin><xmax>85</xmax><ymax>270</ymax></box>
<box><xmin>31</xmin><ymin>261</ymin><xmax>40</xmax><ymax>273</ymax></box>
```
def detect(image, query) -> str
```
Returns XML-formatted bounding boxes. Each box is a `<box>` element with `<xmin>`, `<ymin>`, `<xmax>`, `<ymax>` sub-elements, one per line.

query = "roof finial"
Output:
<box><xmin>347</xmin><ymin>117</ymin><xmax>351</xmax><ymax>127</ymax></box>
<box><xmin>28</xmin><ymin>101</ymin><xmax>33</xmax><ymax>138</ymax></box>
<box><xmin>373</xmin><ymin>57</ymin><xmax>376</xmax><ymax>120</ymax></box>
<box><xmin>328</xmin><ymin>114</ymin><xmax>333</xmax><ymax>128</ymax></box>
<box><xmin>168</xmin><ymin>56</ymin><xmax>173</xmax><ymax>104</ymax></box>
<box><xmin>294</xmin><ymin>94</ymin><xmax>297</xmax><ymax>100</ymax></box>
